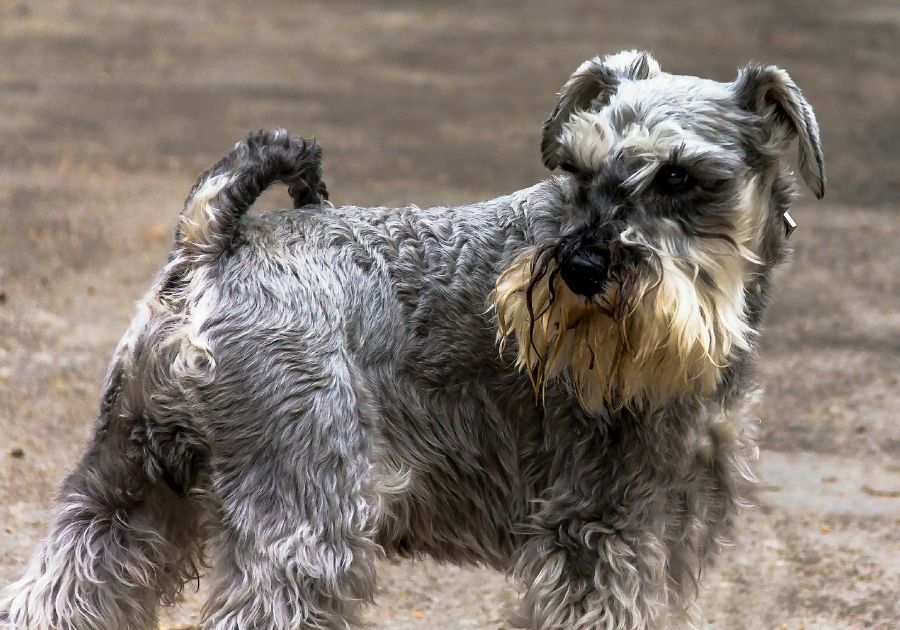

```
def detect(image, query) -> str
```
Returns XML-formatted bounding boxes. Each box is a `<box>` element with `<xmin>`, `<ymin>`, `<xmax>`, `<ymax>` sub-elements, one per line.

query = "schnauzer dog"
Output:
<box><xmin>1</xmin><ymin>50</ymin><xmax>824</xmax><ymax>629</ymax></box>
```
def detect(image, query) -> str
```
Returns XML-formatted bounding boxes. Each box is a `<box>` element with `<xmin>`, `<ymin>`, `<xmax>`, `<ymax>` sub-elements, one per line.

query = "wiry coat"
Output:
<box><xmin>0</xmin><ymin>50</ymin><xmax>823</xmax><ymax>630</ymax></box>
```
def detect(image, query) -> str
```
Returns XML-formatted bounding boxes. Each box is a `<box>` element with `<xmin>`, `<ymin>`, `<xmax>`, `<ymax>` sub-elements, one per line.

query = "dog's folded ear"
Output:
<box><xmin>733</xmin><ymin>65</ymin><xmax>826</xmax><ymax>199</ymax></box>
<box><xmin>541</xmin><ymin>50</ymin><xmax>660</xmax><ymax>171</ymax></box>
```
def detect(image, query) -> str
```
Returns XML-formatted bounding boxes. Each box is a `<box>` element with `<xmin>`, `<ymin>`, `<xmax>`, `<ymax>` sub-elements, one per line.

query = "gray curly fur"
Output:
<box><xmin>0</xmin><ymin>52</ymin><xmax>824</xmax><ymax>630</ymax></box>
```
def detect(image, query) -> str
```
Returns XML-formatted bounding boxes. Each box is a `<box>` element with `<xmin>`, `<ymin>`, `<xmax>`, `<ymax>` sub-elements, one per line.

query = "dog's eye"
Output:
<box><xmin>654</xmin><ymin>165</ymin><xmax>694</xmax><ymax>194</ymax></box>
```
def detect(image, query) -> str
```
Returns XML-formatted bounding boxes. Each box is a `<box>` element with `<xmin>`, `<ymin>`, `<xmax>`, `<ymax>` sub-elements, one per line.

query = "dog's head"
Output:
<box><xmin>495</xmin><ymin>50</ymin><xmax>825</xmax><ymax>411</ymax></box>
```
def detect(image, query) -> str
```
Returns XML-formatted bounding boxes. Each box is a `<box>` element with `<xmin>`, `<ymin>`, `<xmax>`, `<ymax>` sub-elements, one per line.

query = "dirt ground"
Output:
<box><xmin>1</xmin><ymin>1</ymin><xmax>898</xmax><ymax>628</ymax></box>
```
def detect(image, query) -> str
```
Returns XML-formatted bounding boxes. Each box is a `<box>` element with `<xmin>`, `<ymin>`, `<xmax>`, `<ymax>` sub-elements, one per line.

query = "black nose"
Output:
<box><xmin>559</xmin><ymin>249</ymin><xmax>609</xmax><ymax>297</ymax></box>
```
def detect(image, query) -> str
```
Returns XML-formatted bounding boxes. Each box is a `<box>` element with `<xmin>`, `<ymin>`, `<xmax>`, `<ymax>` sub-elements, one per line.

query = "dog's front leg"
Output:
<box><xmin>511</xmin><ymin>499</ymin><xmax>671</xmax><ymax>630</ymax></box>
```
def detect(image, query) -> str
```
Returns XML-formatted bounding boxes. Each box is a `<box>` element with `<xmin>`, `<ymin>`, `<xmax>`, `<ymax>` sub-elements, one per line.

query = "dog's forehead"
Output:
<box><xmin>606</xmin><ymin>73</ymin><xmax>740</xmax><ymax>138</ymax></box>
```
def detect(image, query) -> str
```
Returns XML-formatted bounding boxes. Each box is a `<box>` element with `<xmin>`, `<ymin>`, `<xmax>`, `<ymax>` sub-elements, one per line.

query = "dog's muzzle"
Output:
<box><xmin>559</xmin><ymin>246</ymin><xmax>610</xmax><ymax>297</ymax></box>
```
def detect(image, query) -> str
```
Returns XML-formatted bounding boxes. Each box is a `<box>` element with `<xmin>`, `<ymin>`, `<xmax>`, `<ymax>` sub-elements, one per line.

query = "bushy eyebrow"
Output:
<box><xmin>621</xmin><ymin>139</ymin><xmax>741</xmax><ymax>193</ymax></box>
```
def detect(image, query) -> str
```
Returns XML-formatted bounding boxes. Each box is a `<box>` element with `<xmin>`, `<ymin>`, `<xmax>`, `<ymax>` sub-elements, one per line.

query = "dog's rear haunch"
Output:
<box><xmin>0</xmin><ymin>51</ymin><xmax>823</xmax><ymax>630</ymax></box>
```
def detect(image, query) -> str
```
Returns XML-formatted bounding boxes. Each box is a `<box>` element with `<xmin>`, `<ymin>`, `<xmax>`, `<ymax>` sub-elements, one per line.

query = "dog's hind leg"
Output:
<box><xmin>0</xmin><ymin>363</ymin><xmax>206</xmax><ymax>630</ymax></box>
<box><xmin>199</xmin><ymin>322</ymin><xmax>379</xmax><ymax>630</ymax></box>
<box><xmin>1</xmin><ymin>128</ymin><xmax>328</xmax><ymax>630</ymax></box>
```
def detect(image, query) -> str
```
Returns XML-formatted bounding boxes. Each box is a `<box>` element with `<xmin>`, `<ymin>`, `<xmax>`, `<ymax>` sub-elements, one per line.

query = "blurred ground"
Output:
<box><xmin>0</xmin><ymin>1</ymin><xmax>898</xmax><ymax>628</ymax></box>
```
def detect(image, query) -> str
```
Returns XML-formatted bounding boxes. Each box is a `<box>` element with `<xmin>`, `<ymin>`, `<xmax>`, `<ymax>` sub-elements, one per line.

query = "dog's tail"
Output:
<box><xmin>175</xmin><ymin>128</ymin><xmax>328</xmax><ymax>261</ymax></box>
